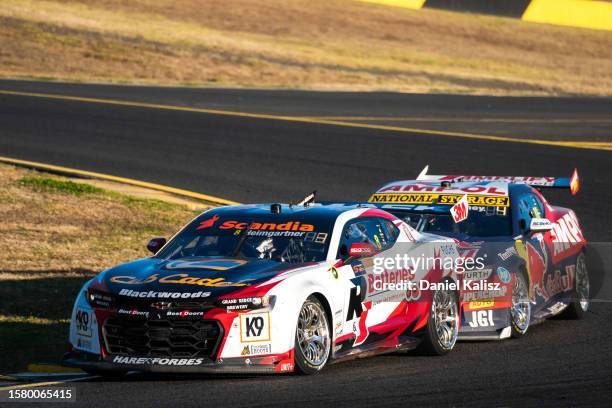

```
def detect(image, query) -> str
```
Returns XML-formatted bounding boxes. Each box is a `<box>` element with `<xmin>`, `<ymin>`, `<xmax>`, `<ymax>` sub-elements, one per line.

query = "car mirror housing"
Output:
<box><xmin>528</xmin><ymin>218</ymin><xmax>553</xmax><ymax>233</ymax></box>
<box><xmin>147</xmin><ymin>237</ymin><xmax>167</xmax><ymax>254</ymax></box>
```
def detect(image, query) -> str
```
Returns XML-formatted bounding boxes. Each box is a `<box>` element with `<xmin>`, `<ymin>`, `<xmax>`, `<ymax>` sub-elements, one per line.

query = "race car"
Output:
<box><xmin>368</xmin><ymin>166</ymin><xmax>589</xmax><ymax>340</ymax></box>
<box><xmin>64</xmin><ymin>198</ymin><xmax>469</xmax><ymax>376</ymax></box>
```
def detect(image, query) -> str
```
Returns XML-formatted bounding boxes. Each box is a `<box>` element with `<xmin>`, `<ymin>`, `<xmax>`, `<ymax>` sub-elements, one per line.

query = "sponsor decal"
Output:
<box><xmin>334</xmin><ymin>320</ymin><xmax>343</xmax><ymax>336</ymax></box>
<box><xmin>377</xmin><ymin>183</ymin><xmax>507</xmax><ymax>195</ymax></box>
<box><xmin>118</xmin><ymin>308</ymin><xmax>149</xmax><ymax>318</ymax></box>
<box><xmin>111</xmin><ymin>274</ymin><xmax>251</xmax><ymax>287</ymax></box>
<box><xmin>434</xmin><ymin>175</ymin><xmax>556</xmax><ymax>186</ymax></box>
<box><xmin>196</xmin><ymin>214</ymin><xmax>219</xmax><ymax>230</ymax></box>
<box><xmin>240</xmin><ymin>312</ymin><xmax>271</xmax><ymax>342</ymax></box>
<box><xmin>497</xmin><ymin>246</ymin><xmax>517</xmax><ymax>261</ymax></box>
<box><xmin>497</xmin><ymin>266</ymin><xmax>511</xmax><ymax>283</ymax></box>
<box><xmin>351</xmin><ymin>262</ymin><xmax>366</xmax><ymax>276</ymax></box>
<box><xmin>118</xmin><ymin>289</ymin><xmax>211</xmax><ymax>299</ymax></box>
<box><xmin>76</xmin><ymin>337</ymin><xmax>92</xmax><ymax>350</ymax></box>
<box><xmin>329</xmin><ymin>266</ymin><xmax>339</xmax><ymax>280</ymax></box>
<box><xmin>462</xmin><ymin>285</ymin><xmax>507</xmax><ymax>302</ymax></box>
<box><xmin>550</xmin><ymin>212</ymin><xmax>584</xmax><ymax>257</ymax></box>
<box><xmin>112</xmin><ymin>356</ymin><xmax>204</xmax><ymax>366</ymax></box>
<box><xmin>346</xmin><ymin>277</ymin><xmax>372</xmax><ymax>346</ymax></box>
<box><xmin>241</xmin><ymin>344</ymin><xmax>271</xmax><ymax>356</ymax></box>
<box><xmin>462</xmin><ymin>268</ymin><xmax>493</xmax><ymax>281</ymax></box>
<box><xmin>439</xmin><ymin>243</ymin><xmax>455</xmax><ymax>256</ymax></box>
<box><xmin>220</xmin><ymin>220</ymin><xmax>314</xmax><ymax>232</ymax></box>
<box><xmin>165</xmin><ymin>259</ymin><xmax>247</xmax><ymax>271</ymax></box>
<box><xmin>467</xmin><ymin>310</ymin><xmax>494</xmax><ymax>328</ymax></box>
<box><xmin>537</xmin><ymin>268</ymin><xmax>574</xmax><ymax>300</ymax></box>
<box><xmin>166</xmin><ymin>310</ymin><xmax>205</xmax><ymax>318</ymax></box>
<box><xmin>221</xmin><ymin>296</ymin><xmax>269</xmax><ymax>311</ymax></box>
<box><xmin>368</xmin><ymin>193</ymin><xmax>509</xmax><ymax>207</ymax></box>
<box><xmin>76</xmin><ymin>309</ymin><xmax>92</xmax><ymax>337</ymax></box>
<box><xmin>450</xmin><ymin>194</ymin><xmax>469</xmax><ymax>223</ymax></box>
<box><xmin>278</xmin><ymin>362</ymin><xmax>294</xmax><ymax>372</ymax></box>
<box><xmin>467</xmin><ymin>300</ymin><xmax>495</xmax><ymax>311</ymax></box>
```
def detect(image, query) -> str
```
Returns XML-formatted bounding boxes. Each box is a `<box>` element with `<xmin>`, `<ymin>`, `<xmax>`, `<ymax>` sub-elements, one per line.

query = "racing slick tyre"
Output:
<box><xmin>419</xmin><ymin>280</ymin><xmax>459</xmax><ymax>356</ymax></box>
<box><xmin>294</xmin><ymin>296</ymin><xmax>331</xmax><ymax>375</ymax></box>
<box><xmin>561</xmin><ymin>252</ymin><xmax>590</xmax><ymax>319</ymax></box>
<box><xmin>510</xmin><ymin>271</ymin><xmax>531</xmax><ymax>338</ymax></box>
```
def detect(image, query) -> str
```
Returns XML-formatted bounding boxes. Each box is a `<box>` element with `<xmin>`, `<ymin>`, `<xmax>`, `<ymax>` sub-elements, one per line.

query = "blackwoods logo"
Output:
<box><xmin>118</xmin><ymin>289</ymin><xmax>211</xmax><ymax>298</ymax></box>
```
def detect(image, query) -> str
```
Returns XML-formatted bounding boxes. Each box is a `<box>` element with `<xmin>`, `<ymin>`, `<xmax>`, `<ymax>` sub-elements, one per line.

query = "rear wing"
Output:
<box><xmin>416</xmin><ymin>165</ymin><xmax>579</xmax><ymax>195</ymax></box>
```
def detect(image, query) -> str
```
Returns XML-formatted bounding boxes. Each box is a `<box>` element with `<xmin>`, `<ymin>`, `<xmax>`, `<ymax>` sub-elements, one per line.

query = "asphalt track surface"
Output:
<box><xmin>1</xmin><ymin>80</ymin><xmax>611</xmax><ymax>407</ymax></box>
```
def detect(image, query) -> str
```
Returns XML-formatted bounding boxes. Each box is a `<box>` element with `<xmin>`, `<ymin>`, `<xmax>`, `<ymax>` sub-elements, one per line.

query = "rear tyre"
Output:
<box><xmin>561</xmin><ymin>252</ymin><xmax>590</xmax><ymax>319</ymax></box>
<box><xmin>293</xmin><ymin>296</ymin><xmax>331</xmax><ymax>375</ymax></box>
<box><xmin>510</xmin><ymin>271</ymin><xmax>531</xmax><ymax>338</ymax></box>
<box><xmin>419</xmin><ymin>280</ymin><xmax>459</xmax><ymax>356</ymax></box>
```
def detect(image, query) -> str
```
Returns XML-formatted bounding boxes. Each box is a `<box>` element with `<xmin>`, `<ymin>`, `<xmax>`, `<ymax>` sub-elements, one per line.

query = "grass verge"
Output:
<box><xmin>0</xmin><ymin>164</ymin><xmax>199</xmax><ymax>373</ymax></box>
<box><xmin>0</xmin><ymin>0</ymin><xmax>611</xmax><ymax>95</ymax></box>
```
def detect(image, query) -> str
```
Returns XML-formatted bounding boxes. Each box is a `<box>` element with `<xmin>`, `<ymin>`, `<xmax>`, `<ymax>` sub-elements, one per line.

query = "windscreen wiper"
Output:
<box><xmin>231</xmin><ymin>222</ymin><xmax>254</xmax><ymax>257</ymax></box>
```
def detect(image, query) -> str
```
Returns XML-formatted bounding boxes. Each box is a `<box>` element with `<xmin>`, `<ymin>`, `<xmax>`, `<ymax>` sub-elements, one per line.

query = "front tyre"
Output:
<box><xmin>510</xmin><ymin>272</ymin><xmax>531</xmax><ymax>338</ymax></box>
<box><xmin>419</xmin><ymin>281</ymin><xmax>459</xmax><ymax>356</ymax></box>
<box><xmin>561</xmin><ymin>252</ymin><xmax>590</xmax><ymax>319</ymax></box>
<box><xmin>294</xmin><ymin>296</ymin><xmax>331</xmax><ymax>375</ymax></box>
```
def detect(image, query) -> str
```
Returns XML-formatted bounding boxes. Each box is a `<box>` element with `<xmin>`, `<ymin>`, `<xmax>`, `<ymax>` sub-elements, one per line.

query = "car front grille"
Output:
<box><xmin>103</xmin><ymin>316</ymin><xmax>222</xmax><ymax>359</ymax></box>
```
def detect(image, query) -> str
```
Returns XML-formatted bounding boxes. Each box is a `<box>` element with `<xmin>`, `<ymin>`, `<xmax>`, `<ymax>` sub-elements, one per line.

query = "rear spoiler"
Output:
<box><xmin>416</xmin><ymin>165</ymin><xmax>579</xmax><ymax>195</ymax></box>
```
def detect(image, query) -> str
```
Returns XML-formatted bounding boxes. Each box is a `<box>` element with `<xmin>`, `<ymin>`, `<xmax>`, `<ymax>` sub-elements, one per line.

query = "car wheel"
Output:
<box><xmin>561</xmin><ymin>252</ymin><xmax>590</xmax><ymax>319</ymax></box>
<box><xmin>419</xmin><ymin>280</ymin><xmax>459</xmax><ymax>355</ymax></box>
<box><xmin>510</xmin><ymin>271</ymin><xmax>531</xmax><ymax>338</ymax></box>
<box><xmin>294</xmin><ymin>296</ymin><xmax>331</xmax><ymax>375</ymax></box>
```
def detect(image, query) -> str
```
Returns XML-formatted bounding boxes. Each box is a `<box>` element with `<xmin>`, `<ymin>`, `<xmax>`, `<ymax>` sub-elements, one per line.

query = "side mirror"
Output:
<box><xmin>147</xmin><ymin>237</ymin><xmax>167</xmax><ymax>254</ymax></box>
<box><xmin>348</xmin><ymin>242</ymin><xmax>376</xmax><ymax>258</ymax></box>
<box><xmin>528</xmin><ymin>218</ymin><xmax>553</xmax><ymax>233</ymax></box>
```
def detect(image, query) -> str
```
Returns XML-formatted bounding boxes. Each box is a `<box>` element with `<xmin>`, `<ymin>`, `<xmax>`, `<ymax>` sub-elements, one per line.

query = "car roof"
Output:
<box><xmin>203</xmin><ymin>202</ymin><xmax>369</xmax><ymax>221</ymax></box>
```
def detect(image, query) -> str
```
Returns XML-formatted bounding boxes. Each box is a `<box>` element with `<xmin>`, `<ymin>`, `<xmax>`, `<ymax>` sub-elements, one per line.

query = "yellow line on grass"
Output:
<box><xmin>0</xmin><ymin>89</ymin><xmax>610</xmax><ymax>152</ymax></box>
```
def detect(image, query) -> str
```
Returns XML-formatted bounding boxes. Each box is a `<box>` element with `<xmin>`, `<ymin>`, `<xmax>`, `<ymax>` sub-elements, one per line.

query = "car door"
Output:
<box><xmin>514</xmin><ymin>190</ymin><xmax>553</xmax><ymax>311</ymax></box>
<box><xmin>335</xmin><ymin>217</ymin><xmax>403</xmax><ymax>350</ymax></box>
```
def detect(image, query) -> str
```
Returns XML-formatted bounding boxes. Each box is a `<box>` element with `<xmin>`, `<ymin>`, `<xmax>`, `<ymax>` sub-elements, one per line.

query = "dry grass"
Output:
<box><xmin>0</xmin><ymin>0</ymin><xmax>611</xmax><ymax>95</ymax></box>
<box><xmin>0</xmin><ymin>163</ymin><xmax>198</xmax><ymax>372</ymax></box>
<box><xmin>0</xmin><ymin>164</ymin><xmax>196</xmax><ymax>274</ymax></box>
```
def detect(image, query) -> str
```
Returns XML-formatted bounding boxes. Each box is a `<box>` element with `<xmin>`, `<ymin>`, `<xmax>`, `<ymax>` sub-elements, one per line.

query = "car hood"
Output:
<box><xmin>91</xmin><ymin>256</ymin><xmax>310</xmax><ymax>299</ymax></box>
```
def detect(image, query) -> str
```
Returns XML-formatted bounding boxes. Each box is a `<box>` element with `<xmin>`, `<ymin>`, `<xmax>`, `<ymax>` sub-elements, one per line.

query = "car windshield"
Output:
<box><xmin>390</xmin><ymin>206</ymin><xmax>512</xmax><ymax>238</ymax></box>
<box><xmin>156</xmin><ymin>213</ymin><xmax>332</xmax><ymax>263</ymax></box>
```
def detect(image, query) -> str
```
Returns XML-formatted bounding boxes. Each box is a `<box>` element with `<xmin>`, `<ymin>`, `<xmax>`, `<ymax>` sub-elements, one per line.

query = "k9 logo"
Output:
<box><xmin>240</xmin><ymin>312</ymin><xmax>270</xmax><ymax>342</ymax></box>
<box><xmin>246</xmin><ymin>317</ymin><xmax>264</xmax><ymax>337</ymax></box>
<box><xmin>76</xmin><ymin>309</ymin><xmax>92</xmax><ymax>336</ymax></box>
